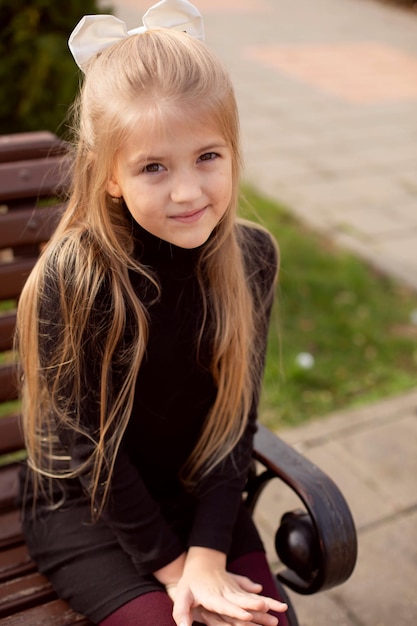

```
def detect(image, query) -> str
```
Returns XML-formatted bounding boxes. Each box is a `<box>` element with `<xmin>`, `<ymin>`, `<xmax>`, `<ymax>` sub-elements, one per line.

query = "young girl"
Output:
<box><xmin>17</xmin><ymin>1</ymin><xmax>289</xmax><ymax>625</ymax></box>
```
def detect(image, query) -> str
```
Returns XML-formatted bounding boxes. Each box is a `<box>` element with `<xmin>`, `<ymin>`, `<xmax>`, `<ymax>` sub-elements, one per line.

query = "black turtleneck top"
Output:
<box><xmin>25</xmin><ymin>221</ymin><xmax>278</xmax><ymax>577</ymax></box>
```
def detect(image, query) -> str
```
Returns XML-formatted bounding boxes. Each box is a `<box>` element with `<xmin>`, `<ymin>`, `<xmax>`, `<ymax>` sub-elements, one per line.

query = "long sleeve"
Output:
<box><xmin>37</xmin><ymin>268</ymin><xmax>185</xmax><ymax>575</ymax></box>
<box><xmin>187</xmin><ymin>226</ymin><xmax>279</xmax><ymax>554</ymax></box>
<box><xmin>96</xmin><ymin>448</ymin><xmax>184</xmax><ymax>573</ymax></box>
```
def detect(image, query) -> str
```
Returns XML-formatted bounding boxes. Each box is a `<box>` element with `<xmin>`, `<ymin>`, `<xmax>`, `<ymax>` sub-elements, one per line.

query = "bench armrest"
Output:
<box><xmin>247</xmin><ymin>423</ymin><xmax>357</xmax><ymax>595</ymax></box>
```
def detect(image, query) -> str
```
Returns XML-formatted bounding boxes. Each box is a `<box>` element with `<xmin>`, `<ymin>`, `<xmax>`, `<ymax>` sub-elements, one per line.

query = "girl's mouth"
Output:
<box><xmin>171</xmin><ymin>207</ymin><xmax>207</xmax><ymax>223</ymax></box>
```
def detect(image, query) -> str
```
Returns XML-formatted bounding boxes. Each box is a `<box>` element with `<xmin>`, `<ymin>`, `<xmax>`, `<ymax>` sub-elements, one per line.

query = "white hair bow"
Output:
<box><xmin>68</xmin><ymin>0</ymin><xmax>205</xmax><ymax>72</ymax></box>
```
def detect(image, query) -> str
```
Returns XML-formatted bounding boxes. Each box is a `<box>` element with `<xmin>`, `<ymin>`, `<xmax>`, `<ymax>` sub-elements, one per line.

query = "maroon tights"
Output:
<box><xmin>99</xmin><ymin>551</ymin><xmax>288</xmax><ymax>626</ymax></box>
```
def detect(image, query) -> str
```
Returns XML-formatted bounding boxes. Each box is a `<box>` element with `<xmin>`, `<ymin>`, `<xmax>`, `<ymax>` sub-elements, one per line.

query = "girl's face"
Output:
<box><xmin>107</xmin><ymin>111</ymin><xmax>233</xmax><ymax>249</ymax></box>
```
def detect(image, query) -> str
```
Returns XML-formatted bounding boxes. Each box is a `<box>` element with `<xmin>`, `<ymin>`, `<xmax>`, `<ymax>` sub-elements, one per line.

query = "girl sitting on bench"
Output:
<box><xmin>17</xmin><ymin>1</ymin><xmax>288</xmax><ymax>624</ymax></box>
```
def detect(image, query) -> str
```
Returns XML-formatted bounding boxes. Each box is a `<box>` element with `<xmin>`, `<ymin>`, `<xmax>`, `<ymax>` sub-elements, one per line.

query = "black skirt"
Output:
<box><xmin>21</xmin><ymin>489</ymin><xmax>264</xmax><ymax>624</ymax></box>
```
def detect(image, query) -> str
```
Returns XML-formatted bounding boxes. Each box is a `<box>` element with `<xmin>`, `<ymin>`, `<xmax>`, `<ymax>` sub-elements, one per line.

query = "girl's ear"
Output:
<box><xmin>106</xmin><ymin>175</ymin><xmax>123</xmax><ymax>198</ymax></box>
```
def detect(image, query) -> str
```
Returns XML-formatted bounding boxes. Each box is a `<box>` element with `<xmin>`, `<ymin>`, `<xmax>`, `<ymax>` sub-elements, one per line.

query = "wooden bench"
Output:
<box><xmin>0</xmin><ymin>131</ymin><xmax>357</xmax><ymax>625</ymax></box>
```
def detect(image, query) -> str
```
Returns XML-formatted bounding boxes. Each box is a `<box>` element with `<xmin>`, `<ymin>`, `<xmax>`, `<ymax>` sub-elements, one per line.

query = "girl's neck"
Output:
<box><xmin>131</xmin><ymin>219</ymin><xmax>204</xmax><ymax>268</ymax></box>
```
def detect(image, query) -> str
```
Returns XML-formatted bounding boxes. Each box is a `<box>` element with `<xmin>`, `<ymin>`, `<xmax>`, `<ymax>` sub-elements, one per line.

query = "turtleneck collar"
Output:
<box><xmin>129</xmin><ymin>215</ymin><xmax>208</xmax><ymax>270</ymax></box>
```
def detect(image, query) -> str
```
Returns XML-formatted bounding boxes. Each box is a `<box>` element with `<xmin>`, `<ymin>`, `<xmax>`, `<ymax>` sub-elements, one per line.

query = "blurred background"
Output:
<box><xmin>4</xmin><ymin>0</ymin><xmax>417</xmax><ymax>426</ymax></box>
<box><xmin>2</xmin><ymin>0</ymin><xmax>417</xmax><ymax>624</ymax></box>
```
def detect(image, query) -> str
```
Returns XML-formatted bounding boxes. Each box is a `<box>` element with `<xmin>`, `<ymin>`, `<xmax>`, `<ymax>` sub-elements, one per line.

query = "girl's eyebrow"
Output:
<box><xmin>128</xmin><ymin>141</ymin><xmax>228</xmax><ymax>168</ymax></box>
<box><xmin>127</xmin><ymin>153</ymin><xmax>163</xmax><ymax>168</ymax></box>
<box><xmin>197</xmin><ymin>141</ymin><xmax>228</xmax><ymax>152</ymax></box>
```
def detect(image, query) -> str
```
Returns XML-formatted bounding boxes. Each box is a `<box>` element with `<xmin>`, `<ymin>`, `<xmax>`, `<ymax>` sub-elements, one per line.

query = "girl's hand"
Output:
<box><xmin>193</xmin><ymin>604</ymin><xmax>283</xmax><ymax>626</ymax></box>
<box><xmin>168</xmin><ymin>547</ymin><xmax>287</xmax><ymax>626</ymax></box>
<box><xmin>168</xmin><ymin>582</ymin><xmax>285</xmax><ymax>626</ymax></box>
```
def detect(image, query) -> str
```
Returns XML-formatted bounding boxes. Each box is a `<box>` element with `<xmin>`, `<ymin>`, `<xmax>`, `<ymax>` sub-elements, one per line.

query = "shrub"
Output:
<box><xmin>0</xmin><ymin>0</ymin><xmax>110</xmax><ymax>136</ymax></box>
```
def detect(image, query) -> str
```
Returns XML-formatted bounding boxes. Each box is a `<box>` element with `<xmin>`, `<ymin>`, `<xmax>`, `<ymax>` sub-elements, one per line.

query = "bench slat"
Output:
<box><xmin>0</xmin><ymin>546</ymin><xmax>35</xmax><ymax>585</ymax></box>
<box><xmin>0</xmin><ymin>158</ymin><xmax>68</xmax><ymax>203</ymax></box>
<box><xmin>0</xmin><ymin>466</ymin><xmax>19</xmax><ymax>512</ymax></box>
<box><xmin>0</xmin><ymin>206</ymin><xmax>63</xmax><ymax>250</ymax></box>
<box><xmin>0</xmin><ymin>133</ymin><xmax>66</xmax><ymax>164</ymax></box>
<box><xmin>0</xmin><ymin>364</ymin><xmax>18</xmax><ymax>405</ymax></box>
<box><xmin>0</xmin><ymin>417</ymin><xmax>24</xmax><ymax>457</ymax></box>
<box><xmin>0</xmin><ymin>314</ymin><xmax>15</xmax><ymax>354</ymax></box>
<box><xmin>0</xmin><ymin>572</ymin><xmax>55</xmax><ymax>619</ymax></box>
<box><xmin>0</xmin><ymin>260</ymin><xmax>36</xmax><ymax>301</ymax></box>
<box><xmin>0</xmin><ymin>599</ymin><xmax>91</xmax><ymax>625</ymax></box>
<box><xmin>0</xmin><ymin>511</ymin><xmax>21</xmax><ymax>550</ymax></box>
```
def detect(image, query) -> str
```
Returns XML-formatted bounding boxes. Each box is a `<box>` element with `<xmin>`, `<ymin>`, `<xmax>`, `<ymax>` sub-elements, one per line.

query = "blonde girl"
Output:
<box><xmin>17</xmin><ymin>1</ymin><xmax>288</xmax><ymax>625</ymax></box>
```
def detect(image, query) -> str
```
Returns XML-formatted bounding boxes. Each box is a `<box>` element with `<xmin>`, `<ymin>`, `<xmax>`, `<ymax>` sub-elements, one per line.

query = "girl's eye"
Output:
<box><xmin>143</xmin><ymin>163</ymin><xmax>163</xmax><ymax>173</ymax></box>
<box><xmin>198</xmin><ymin>152</ymin><xmax>218</xmax><ymax>163</ymax></box>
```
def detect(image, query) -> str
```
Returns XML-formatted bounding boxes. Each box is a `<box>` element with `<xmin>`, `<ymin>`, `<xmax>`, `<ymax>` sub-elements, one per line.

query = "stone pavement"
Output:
<box><xmin>107</xmin><ymin>0</ymin><xmax>417</xmax><ymax>623</ymax></box>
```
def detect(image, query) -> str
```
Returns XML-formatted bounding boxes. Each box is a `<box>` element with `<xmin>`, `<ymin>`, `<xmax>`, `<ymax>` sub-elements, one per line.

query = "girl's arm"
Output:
<box><xmin>153</xmin><ymin>552</ymin><xmax>187</xmax><ymax>586</ymax></box>
<box><xmin>38</xmin><ymin>270</ymin><xmax>185</xmax><ymax>576</ymax></box>
<box><xmin>166</xmin><ymin>228</ymin><xmax>282</xmax><ymax>626</ymax></box>
<box><xmin>93</xmin><ymin>446</ymin><xmax>185</xmax><ymax>574</ymax></box>
<box><xmin>186</xmin><ymin>226</ymin><xmax>278</xmax><ymax>558</ymax></box>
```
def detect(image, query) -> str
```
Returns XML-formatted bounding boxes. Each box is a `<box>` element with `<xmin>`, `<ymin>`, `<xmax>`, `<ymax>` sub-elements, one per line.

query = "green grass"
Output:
<box><xmin>240</xmin><ymin>186</ymin><xmax>417</xmax><ymax>429</ymax></box>
<box><xmin>0</xmin><ymin>300</ymin><xmax>16</xmax><ymax>312</ymax></box>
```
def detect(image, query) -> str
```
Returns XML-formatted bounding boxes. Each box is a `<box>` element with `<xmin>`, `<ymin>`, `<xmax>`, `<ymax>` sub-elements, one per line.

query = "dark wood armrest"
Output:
<box><xmin>247</xmin><ymin>423</ymin><xmax>357</xmax><ymax>595</ymax></box>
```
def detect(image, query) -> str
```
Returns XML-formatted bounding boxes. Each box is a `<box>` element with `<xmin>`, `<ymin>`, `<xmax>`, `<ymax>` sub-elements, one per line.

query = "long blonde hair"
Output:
<box><xmin>17</xmin><ymin>29</ymin><xmax>275</xmax><ymax>515</ymax></box>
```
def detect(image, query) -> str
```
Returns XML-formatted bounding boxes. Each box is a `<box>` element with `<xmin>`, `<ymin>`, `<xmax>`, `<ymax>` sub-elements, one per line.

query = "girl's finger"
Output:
<box><xmin>226</xmin><ymin>588</ymin><xmax>288</xmax><ymax>615</ymax></box>
<box><xmin>243</xmin><ymin>610</ymin><xmax>279</xmax><ymax>626</ymax></box>
<box><xmin>260</xmin><ymin>597</ymin><xmax>288</xmax><ymax>614</ymax></box>
<box><xmin>172</xmin><ymin>587</ymin><xmax>194</xmax><ymax>626</ymax></box>
<box><xmin>183</xmin><ymin>588</ymin><xmax>254</xmax><ymax>623</ymax></box>
<box><xmin>228</xmin><ymin>574</ymin><xmax>288</xmax><ymax>614</ymax></box>
<box><xmin>196</xmin><ymin>606</ymin><xmax>280</xmax><ymax>626</ymax></box>
<box><xmin>221</xmin><ymin>589</ymin><xmax>270</xmax><ymax>613</ymax></box>
<box><xmin>199</xmin><ymin>595</ymin><xmax>254</xmax><ymax>621</ymax></box>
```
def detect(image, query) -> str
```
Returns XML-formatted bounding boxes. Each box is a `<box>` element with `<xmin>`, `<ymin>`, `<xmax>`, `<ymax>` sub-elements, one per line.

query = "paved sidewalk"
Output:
<box><xmin>109</xmin><ymin>0</ymin><xmax>417</xmax><ymax>624</ymax></box>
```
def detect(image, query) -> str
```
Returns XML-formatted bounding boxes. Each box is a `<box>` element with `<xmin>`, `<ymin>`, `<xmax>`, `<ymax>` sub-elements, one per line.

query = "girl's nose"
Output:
<box><xmin>170</xmin><ymin>170</ymin><xmax>202</xmax><ymax>204</ymax></box>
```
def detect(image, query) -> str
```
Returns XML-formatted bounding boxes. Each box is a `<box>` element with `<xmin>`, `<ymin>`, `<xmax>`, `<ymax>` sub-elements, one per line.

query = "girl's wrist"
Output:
<box><xmin>153</xmin><ymin>552</ymin><xmax>186</xmax><ymax>586</ymax></box>
<box><xmin>185</xmin><ymin>546</ymin><xmax>227</xmax><ymax>569</ymax></box>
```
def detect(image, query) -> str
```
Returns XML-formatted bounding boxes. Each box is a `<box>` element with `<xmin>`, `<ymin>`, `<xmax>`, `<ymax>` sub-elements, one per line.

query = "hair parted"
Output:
<box><xmin>17</xmin><ymin>28</ymin><xmax>274</xmax><ymax>518</ymax></box>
